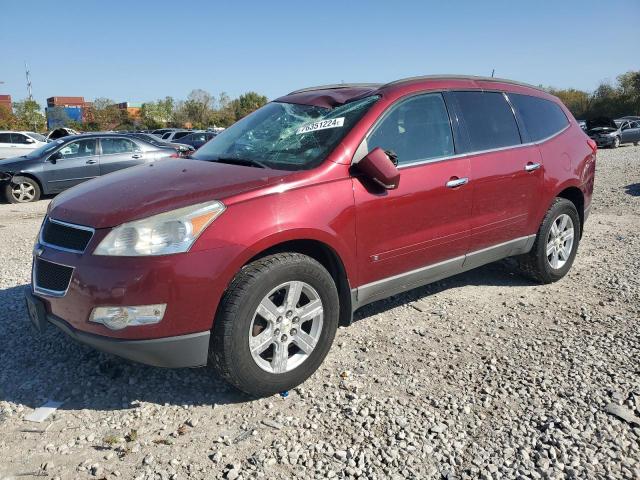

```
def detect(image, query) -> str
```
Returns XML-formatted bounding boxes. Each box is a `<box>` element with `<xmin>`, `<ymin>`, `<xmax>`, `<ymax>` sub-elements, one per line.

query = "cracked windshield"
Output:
<box><xmin>192</xmin><ymin>96</ymin><xmax>379</xmax><ymax>170</ymax></box>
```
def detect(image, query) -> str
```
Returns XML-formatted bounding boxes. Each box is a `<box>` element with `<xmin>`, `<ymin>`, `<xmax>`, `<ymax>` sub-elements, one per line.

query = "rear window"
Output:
<box><xmin>509</xmin><ymin>93</ymin><xmax>569</xmax><ymax>142</ymax></box>
<box><xmin>173</xmin><ymin>131</ymin><xmax>190</xmax><ymax>140</ymax></box>
<box><xmin>450</xmin><ymin>91</ymin><xmax>521</xmax><ymax>152</ymax></box>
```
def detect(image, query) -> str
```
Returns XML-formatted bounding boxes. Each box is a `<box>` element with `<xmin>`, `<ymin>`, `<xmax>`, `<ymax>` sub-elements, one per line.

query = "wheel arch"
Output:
<box><xmin>556</xmin><ymin>186</ymin><xmax>585</xmax><ymax>236</ymax></box>
<box><xmin>7</xmin><ymin>172</ymin><xmax>44</xmax><ymax>198</ymax></box>
<box><xmin>244</xmin><ymin>238</ymin><xmax>354</xmax><ymax>327</ymax></box>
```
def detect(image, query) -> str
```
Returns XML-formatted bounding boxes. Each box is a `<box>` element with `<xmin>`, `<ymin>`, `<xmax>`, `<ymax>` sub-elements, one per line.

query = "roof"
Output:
<box><xmin>277</xmin><ymin>75</ymin><xmax>547</xmax><ymax>108</ymax></box>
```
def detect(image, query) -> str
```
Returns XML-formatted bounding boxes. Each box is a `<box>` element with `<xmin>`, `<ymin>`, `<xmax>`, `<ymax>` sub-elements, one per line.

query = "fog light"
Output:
<box><xmin>90</xmin><ymin>304</ymin><xmax>166</xmax><ymax>330</ymax></box>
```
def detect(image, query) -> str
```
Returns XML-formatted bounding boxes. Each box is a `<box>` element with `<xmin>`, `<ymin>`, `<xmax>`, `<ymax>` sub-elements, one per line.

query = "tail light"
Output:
<box><xmin>587</xmin><ymin>138</ymin><xmax>597</xmax><ymax>153</ymax></box>
<box><xmin>169</xmin><ymin>152</ymin><xmax>180</xmax><ymax>158</ymax></box>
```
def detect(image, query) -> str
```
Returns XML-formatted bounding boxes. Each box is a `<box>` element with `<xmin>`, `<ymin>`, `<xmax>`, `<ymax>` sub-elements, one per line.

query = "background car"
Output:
<box><xmin>0</xmin><ymin>131</ymin><xmax>49</xmax><ymax>159</ymax></box>
<box><xmin>586</xmin><ymin>117</ymin><xmax>640</xmax><ymax>147</ymax></box>
<box><xmin>175</xmin><ymin>131</ymin><xmax>216</xmax><ymax>150</ymax></box>
<box><xmin>125</xmin><ymin>133</ymin><xmax>195</xmax><ymax>156</ymax></box>
<box><xmin>160</xmin><ymin>130</ymin><xmax>193</xmax><ymax>142</ymax></box>
<box><xmin>0</xmin><ymin>133</ymin><xmax>175</xmax><ymax>203</ymax></box>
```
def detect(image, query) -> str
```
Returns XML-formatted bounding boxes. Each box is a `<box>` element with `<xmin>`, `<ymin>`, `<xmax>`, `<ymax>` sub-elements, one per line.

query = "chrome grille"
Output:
<box><xmin>40</xmin><ymin>217</ymin><xmax>94</xmax><ymax>253</ymax></box>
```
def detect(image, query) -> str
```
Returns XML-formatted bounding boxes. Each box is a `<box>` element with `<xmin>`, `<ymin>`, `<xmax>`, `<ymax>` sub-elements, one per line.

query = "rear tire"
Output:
<box><xmin>5</xmin><ymin>176</ymin><xmax>41</xmax><ymax>203</ymax></box>
<box><xmin>518</xmin><ymin>198</ymin><xmax>581</xmax><ymax>284</ymax></box>
<box><xmin>210</xmin><ymin>252</ymin><xmax>339</xmax><ymax>397</ymax></box>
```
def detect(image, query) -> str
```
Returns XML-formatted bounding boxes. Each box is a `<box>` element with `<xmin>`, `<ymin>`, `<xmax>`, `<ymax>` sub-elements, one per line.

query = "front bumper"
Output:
<box><xmin>26</xmin><ymin>289</ymin><xmax>210</xmax><ymax>367</ymax></box>
<box><xmin>592</xmin><ymin>136</ymin><xmax>614</xmax><ymax>147</ymax></box>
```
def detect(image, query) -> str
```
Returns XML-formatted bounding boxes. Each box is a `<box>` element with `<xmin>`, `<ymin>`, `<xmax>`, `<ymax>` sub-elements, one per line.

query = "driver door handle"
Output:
<box><xmin>86</xmin><ymin>159</ymin><xmax>97</xmax><ymax>164</ymax></box>
<box><xmin>132</xmin><ymin>154</ymin><xmax>143</xmax><ymax>159</ymax></box>
<box><xmin>525</xmin><ymin>162</ymin><xmax>541</xmax><ymax>172</ymax></box>
<box><xmin>446</xmin><ymin>177</ymin><xmax>469</xmax><ymax>188</ymax></box>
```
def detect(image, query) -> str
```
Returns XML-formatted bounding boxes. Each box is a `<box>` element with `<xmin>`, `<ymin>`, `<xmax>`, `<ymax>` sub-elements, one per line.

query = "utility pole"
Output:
<box><xmin>25</xmin><ymin>63</ymin><xmax>33</xmax><ymax>100</ymax></box>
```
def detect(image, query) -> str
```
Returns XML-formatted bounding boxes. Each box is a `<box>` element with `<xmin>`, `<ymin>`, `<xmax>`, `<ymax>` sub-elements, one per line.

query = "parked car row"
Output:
<box><xmin>0</xmin><ymin>133</ymin><xmax>176</xmax><ymax>203</ymax></box>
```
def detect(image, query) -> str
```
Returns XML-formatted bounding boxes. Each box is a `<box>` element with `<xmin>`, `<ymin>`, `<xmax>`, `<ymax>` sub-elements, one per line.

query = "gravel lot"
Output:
<box><xmin>0</xmin><ymin>146</ymin><xmax>639</xmax><ymax>480</ymax></box>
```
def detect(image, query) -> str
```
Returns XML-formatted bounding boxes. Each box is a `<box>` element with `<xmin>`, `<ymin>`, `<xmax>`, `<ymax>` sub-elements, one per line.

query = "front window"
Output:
<box><xmin>192</xmin><ymin>96</ymin><xmax>379</xmax><ymax>170</ymax></box>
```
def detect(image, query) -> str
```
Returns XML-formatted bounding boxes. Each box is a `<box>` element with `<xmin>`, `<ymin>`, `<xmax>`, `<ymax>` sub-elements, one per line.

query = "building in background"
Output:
<box><xmin>116</xmin><ymin>102</ymin><xmax>142</xmax><ymax>120</ymax></box>
<box><xmin>0</xmin><ymin>95</ymin><xmax>12</xmax><ymax>112</ymax></box>
<box><xmin>45</xmin><ymin>96</ymin><xmax>87</xmax><ymax>129</ymax></box>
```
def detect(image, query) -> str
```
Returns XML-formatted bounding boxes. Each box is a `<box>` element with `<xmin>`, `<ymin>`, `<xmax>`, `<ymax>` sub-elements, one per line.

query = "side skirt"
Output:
<box><xmin>351</xmin><ymin>235</ymin><xmax>535</xmax><ymax>310</ymax></box>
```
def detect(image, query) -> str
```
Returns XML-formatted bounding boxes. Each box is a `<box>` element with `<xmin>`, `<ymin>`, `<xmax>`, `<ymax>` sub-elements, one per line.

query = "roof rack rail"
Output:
<box><xmin>382</xmin><ymin>75</ymin><xmax>544</xmax><ymax>92</ymax></box>
<box><xmin>287</xmin><ymin>83</ymin><xmax>382</xmax><ymax>95</ymax></box>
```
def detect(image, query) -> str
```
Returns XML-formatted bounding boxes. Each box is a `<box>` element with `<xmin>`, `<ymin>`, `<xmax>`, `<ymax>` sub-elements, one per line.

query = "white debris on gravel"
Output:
<box><xmin>0</xmin><ymin>146</ymin><xmax>639</xmax><ymax>479</ymax></box>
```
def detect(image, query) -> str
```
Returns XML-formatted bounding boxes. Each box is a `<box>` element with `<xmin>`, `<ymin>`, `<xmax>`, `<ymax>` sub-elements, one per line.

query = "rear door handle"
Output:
<box><xmin>86</xmin><ymin>159</ymin><xmax>97</xmax><ymax>164</ymax></box>
<box><xmin>525</xmin><ymin>162</ymin><xmax>541</xmax><ymax>172</ymax></box>
<box><xmin>132</xmin><ymin>154</ymin><xmax>143</xmax><ymax>159</ymax></box>
<box><xmin>446</xmin><ymin>177</ymin><xmax>469</xmax><ymax>188</ymax></box>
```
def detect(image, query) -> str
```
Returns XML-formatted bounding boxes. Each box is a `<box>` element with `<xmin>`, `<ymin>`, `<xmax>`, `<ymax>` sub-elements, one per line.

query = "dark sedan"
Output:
<box><xmin>177</xmin><ymin>131</ymin><xmax>217</xmax><ymax>150</ymax></box>
<box><xmin>0</xmin><ymin>134</ymin><xmax>175</xmax><ymax>203</ymax></box>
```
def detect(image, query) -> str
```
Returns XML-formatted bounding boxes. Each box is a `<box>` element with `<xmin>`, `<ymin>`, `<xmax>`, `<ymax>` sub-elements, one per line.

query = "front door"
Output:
<box><xmin>621</xmin><ymin>121</ymin><xmax>640</xmax><ymax>144</ymax></box>
<box><xmin>353</xmin><ymin>93</ymin><xmax>472</xmax><ymax>304</ymax></box>
<box><xmin>46</xmin><ymin>138</ymin><xmax>100</xmax><ymax>192</ymax></box>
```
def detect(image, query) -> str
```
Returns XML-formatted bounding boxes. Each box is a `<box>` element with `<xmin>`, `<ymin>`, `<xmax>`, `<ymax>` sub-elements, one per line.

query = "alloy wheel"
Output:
<box><xmin>249</xmin><ymin>281</ymin><xmax>323</xmax><ymax>374</ymax></box>
<box><xmin>11</xmin><ymin>182</ymin><xmax>36</xmax><ymax>202</ymax></box>
<box><xmin>546</xmin><ymin>213</ymin><xmax>574</xmax><ymax>269</ymax></box>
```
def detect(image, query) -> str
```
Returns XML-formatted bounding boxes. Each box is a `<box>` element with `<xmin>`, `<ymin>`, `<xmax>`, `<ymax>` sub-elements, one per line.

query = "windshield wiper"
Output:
<box><xmin>214</xmin><ymin>156</ymin><xmax>269</xmax><ymax>169</ymax></box>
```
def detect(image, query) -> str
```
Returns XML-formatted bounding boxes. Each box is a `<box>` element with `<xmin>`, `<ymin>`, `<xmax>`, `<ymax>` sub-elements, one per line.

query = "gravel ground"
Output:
<box><xmin>0</xmin><ymin>146</ymin><xmax>639</xmax><ymax>480</ymax></box>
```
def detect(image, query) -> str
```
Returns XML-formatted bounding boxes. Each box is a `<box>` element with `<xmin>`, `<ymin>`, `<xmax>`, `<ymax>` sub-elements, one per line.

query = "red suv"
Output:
<box><xmin>27</xmin><ymin>76</ymin><xmax>596</xmax><ymax>396</ymax></box>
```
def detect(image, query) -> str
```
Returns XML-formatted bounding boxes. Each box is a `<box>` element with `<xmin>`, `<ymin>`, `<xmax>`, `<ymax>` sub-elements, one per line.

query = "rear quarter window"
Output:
<box><xmin>508</xmin><ymin>93</ymin><xmax>569</xmax><ymax>142</ymax></box>
<box><xmin>449</xmin><ymin>91</ymin><xmax>521</xmax><ymax>152</ymax></box>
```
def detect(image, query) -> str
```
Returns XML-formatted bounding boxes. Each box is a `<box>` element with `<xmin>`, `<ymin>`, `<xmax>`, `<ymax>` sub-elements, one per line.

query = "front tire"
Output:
<box><xmin>5</xmin><ymin>176</ymin><xmax>41</xmax><ymax>203</ymax></box>
<box><xmin>210</xmin><ymin>253</ymin><xmax>339</xmax><ymax>396</ymax></box>
<box><xmin>518</xmin><ymin>198</ymin><xmax>581</xmax><ymax>284</ymax></box>
<box><xmin>611</xmin><ymin>136</ymin><xmax>620</xmax><ymax>148</ymax></box>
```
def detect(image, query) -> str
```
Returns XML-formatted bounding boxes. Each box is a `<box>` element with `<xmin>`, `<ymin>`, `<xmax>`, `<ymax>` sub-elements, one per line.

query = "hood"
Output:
<box><xmin>0</xmin><ymin>155</ymin><xmax>33</xmax><ymax>171</ymax></box>
<box><xmin>48</xmin><ymin>159</ymin><xmax>295</xmax><ymax>228</ymax></box>
<box><xmin>586</xmin><ymin>117</ymin><xmax>618</xmax><ymax>132</ymax></box>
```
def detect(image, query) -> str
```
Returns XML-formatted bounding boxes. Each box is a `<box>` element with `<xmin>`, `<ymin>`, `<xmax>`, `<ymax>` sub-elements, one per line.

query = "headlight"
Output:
<box><xmin>94</xmin><ymin>200</ymin><xmax>225</xmax><ymax>256</ymax></box>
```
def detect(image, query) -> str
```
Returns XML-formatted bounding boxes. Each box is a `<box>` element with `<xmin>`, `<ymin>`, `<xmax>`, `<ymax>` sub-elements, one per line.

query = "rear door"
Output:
<box><xmin>446</xmin><ymin>91</ymin><xmax>542</xmax><ymax>261</ymax></box>
<box><xmin>45</xmin><ymin>138</ymin><xmax>100</xmax><ymax>192</ymax></box>
<box><xmin>353</xmin><ymin>92</ymin><xmax>472</xmax><ymax>302</ymax></box>
<box><xmin>98</xmin><ymin>137</ymin><xmax>145</xmax><ymax>175</ymax></box>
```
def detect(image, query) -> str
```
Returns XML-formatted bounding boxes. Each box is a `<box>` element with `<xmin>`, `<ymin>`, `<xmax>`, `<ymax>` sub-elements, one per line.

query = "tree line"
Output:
<box><xmin>1</xmin><ymin>71</ymin><xmax>638</xmax><ymax>133</ymax></box>
<box><xmin>0</xmin><ymin>89</ymin><xmax>268</xmax><ymax>132</ymax></box>
<box><xmin>545</xmin><ymin>71</ymin><xmax>639</xmax><ymax>120</ymax></box>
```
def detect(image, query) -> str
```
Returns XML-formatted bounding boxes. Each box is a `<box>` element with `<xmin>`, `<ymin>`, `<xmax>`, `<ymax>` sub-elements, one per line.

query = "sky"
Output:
<box><xmin>1</xmin><ymin>0</ymin><xmax>638</xmax><ymax>108</ymax></box>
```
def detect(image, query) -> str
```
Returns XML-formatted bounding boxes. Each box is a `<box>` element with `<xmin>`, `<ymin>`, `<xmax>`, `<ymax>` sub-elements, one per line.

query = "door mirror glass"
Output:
<box><xmin>357</xmin><ymin>147</ymin><xmax>400</xmax><ymax>190</ymax></box>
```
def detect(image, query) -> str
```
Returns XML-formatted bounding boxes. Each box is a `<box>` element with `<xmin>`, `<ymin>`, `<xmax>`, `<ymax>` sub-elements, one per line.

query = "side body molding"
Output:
<box><xmin>351</xmin><ymin>235</ymin><xmax>536</xmax><ymax>309</ymax></box>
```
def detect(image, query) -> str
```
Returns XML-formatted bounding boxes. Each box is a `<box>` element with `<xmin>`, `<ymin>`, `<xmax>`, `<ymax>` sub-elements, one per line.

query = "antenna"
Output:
<box><xmin>491</xmin><ymin>69</ymin><xmax>495</xmax><ymax>78</ymax></box>
<box><xmin>25</xmin><ymin>62</ymin><xmax>33</xmax><ymax>100</ymax></box>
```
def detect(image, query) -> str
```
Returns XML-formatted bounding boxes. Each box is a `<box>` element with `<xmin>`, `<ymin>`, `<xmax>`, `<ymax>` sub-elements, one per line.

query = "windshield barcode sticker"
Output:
<box><xmin>296</xmin><ymin>117</ymin><xmax>345</xmax><ymax>135</ymax></box>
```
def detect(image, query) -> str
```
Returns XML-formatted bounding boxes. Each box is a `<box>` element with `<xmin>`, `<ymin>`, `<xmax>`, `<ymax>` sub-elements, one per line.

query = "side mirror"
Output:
<box><xmin>49</xmin><ymin>152</ymin><xmax>61</xmax><ymax>163</ymax></box>
<box><xmin>356</xmin><ymin>147</ymin><xmax>400</xmax><ymax>190</ymax></box>
<box><xmin>25</xmin><ymin>138</ymin><xmax>35</xmax><ymax>144</ymax></box>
